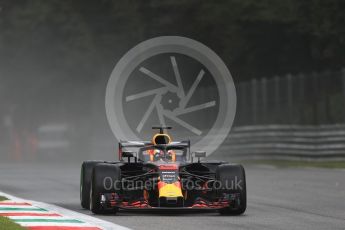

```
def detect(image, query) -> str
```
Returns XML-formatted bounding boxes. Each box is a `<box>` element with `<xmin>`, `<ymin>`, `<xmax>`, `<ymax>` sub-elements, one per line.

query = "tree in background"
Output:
<box><xmin>0</xmin><ymin>0</ymin><xmax>344</xmax><ymax>135</ymax></box>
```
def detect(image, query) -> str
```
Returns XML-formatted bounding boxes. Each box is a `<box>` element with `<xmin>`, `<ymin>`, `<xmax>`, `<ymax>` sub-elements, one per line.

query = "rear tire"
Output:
<box><xmin>80</xmin><ymin>161</ymin><xmax>103</xmax><ymax>209</ymax></box>
<box><xmin>216</xmin><ymin>164</ymin><xmax>246</xmax><ymax>215</ymax></box>
<box><xmin>90</xmin><ymin>163</ymin><xmax>121</xmax><ymax>214</ymax></box>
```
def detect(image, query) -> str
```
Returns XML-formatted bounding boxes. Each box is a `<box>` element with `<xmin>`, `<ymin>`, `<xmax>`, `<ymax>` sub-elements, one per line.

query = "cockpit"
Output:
<box><xmin>139</xmin><ymin>146</ymin><xmax>187</xmax><ymax>162</ymax></box>
<box><xmin>118</xmin><ymin>126</ymin><xmax>190</xmax><ymax>163</ymax></box>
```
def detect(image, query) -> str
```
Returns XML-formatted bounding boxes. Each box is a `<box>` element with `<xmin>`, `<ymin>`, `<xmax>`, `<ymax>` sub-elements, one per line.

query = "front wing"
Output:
<box><xmin>99</xmin><ymin>193</ymin><xmax>241</xmax><ymax>211</ymax></box>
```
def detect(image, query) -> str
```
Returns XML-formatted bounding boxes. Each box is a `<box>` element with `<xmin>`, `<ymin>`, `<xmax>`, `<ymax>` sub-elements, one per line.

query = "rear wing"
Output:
<box><xmin>118</xmin><ymin>140</ymin><xmax>190</xmax><ymax>161</ymax></box>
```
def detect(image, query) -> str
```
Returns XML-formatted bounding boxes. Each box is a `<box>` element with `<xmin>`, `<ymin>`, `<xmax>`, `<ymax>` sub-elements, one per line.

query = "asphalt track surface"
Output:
<box><xmin>0</xmin><ymin>161</ymin><xmax>344</xmax><ymax>230</ymax></box>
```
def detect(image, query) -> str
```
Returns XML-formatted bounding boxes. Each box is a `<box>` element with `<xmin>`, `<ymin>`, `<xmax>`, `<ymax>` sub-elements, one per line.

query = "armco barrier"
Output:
<box><xmin>221</xmin><ymin>124</ymin><xmax>345</xmax><ymax>160</ymax></box>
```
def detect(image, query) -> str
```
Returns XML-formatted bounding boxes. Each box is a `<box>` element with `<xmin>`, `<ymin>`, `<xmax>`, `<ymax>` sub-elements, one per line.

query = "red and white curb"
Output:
<box><xmin>0</xmin><ymin>191</ymin><xmax>130</xmax><ymax>230</ymax></box>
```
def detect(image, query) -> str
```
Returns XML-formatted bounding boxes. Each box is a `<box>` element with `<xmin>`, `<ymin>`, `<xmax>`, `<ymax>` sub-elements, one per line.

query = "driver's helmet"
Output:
<box><xmin>148</xmin><ymin>149</ymin><xmax>176</xmax><ymax>162</ymax></box>
<box><xmin>149</xmin><ymin>149</ymin><xmax>163</xmax><ymax>161</ymax></box>
<box><xmin>167</xmin><ymin>150</ymin><xmax>176</xmax><ymax>162</ymax></box>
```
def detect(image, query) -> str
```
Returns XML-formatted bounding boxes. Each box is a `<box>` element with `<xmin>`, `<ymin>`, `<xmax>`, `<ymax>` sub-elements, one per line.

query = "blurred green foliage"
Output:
<box><xmin>0</xmin><ymin>0</ymin><xmax>344</xmax><ymax>128</ymax></box>
<box><xmin>0</xmin><ymin>0</ymin><xmax>344</xmax><ymax>82</ymax></box>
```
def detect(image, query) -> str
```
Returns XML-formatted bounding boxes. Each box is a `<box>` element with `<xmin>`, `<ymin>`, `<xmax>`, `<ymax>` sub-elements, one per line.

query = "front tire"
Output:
<box><xmin>90</xmin><ymin>163</ymin><xmax>121</xmax><ymax>214</ymax></box>
<box><xmin>216</xmin><ymin>164</ymin><xmax>246</xmax><ymax>215</ymax></box>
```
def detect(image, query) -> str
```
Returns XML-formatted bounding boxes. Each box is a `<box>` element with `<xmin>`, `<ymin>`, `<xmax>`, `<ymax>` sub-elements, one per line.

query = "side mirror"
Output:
<box><xmin>195</xmin><ymin>151</ymin><xmax>206</xmax><ymax>158</ymax></box>
<box><xmin>122</xmin><ymin>151</ymin><xmax>138</xmax><ymax>163</ymax></box>
<box><xmin>122</xmin><ymin>151</ymin><xmax>134</xmax><ymax>158</ymax></box>
<box><xmin>194</xmin><ymin>151</ymin><xmax>206</xmax><ymax>163</ymax></box>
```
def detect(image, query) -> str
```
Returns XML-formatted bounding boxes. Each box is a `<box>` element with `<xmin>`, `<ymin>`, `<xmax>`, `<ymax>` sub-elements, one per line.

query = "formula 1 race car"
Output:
<box><xmin>80</xmin><ymin>127</ymin><xmax>246</xmax><ymax>215</ymax></box>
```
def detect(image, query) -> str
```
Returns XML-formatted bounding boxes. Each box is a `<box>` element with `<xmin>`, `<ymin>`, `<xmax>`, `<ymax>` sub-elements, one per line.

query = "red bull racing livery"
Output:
<box><xmin>80</xmin><ymin>127</ymin><xmax>246</xmax><ymax>215</ymax></box>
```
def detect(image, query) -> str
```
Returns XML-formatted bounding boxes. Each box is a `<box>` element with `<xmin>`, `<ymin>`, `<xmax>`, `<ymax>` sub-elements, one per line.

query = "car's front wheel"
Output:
<box><xmin>216</xmin><ymin>164</ymin><xmax>246</xmax><ymax>215</ymax></box>
<box><xmin>90</xmin><ymin>163</ymin><xmax>121</xmax><ymax>214</ymax></box>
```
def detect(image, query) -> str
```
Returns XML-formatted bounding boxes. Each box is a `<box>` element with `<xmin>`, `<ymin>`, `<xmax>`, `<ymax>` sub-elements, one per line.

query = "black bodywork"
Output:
<box><xmin>81</xmin><ymin>131</ymin><xmax>246</xmax><ymax>215</ymax></box>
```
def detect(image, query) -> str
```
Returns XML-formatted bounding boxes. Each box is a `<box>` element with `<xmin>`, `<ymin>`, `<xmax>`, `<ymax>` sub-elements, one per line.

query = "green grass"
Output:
<box><xmin>242</xmin><ymin>160</ymin><xmax>345</xmax><ymax>169</ymax></box>
<box><xmin>0</xmin><ymin>216</ymin><xmax>26</xmax><ymax>230</ymax></box>
<box><xmin>0</xmin><ymin>196</ymin><xmax>8</xmax><ymax>201</ymax></box>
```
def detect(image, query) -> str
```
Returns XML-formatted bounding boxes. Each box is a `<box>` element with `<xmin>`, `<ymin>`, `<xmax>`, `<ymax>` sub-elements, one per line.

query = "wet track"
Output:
<box><xmin>0</xmin><ymin>162</ymin><xmax>344</xmax><ymax>230</ymax></box>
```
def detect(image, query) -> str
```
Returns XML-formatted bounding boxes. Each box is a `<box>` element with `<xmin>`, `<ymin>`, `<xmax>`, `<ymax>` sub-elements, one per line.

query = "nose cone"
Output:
<box><xmin>158</xmin><ymin>181</ymin><xmax>183</xmax><ymax>198</ymax></box>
